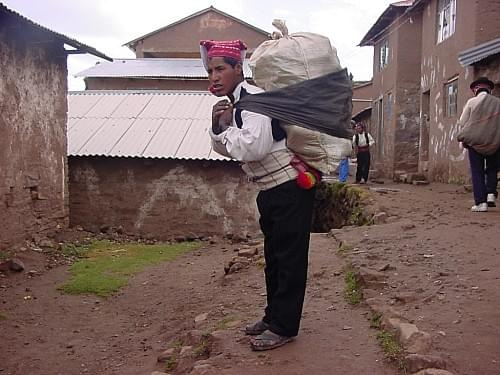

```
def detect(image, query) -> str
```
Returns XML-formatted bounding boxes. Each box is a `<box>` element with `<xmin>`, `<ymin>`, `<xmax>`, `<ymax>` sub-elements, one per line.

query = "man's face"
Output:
<box><xmin>207</xmin><ymin>57</ymin><xmax>242</xmax><ymax>97</ymax></box>
<box><xmin>355</xmin><ymin>124</ymin><xmax>363</xmax><ymax>133</ymax></box>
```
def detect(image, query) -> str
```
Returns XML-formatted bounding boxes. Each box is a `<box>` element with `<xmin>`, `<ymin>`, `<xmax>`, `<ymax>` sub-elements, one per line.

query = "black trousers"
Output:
<box><xmin>356</xmin><ymin>150</ymin><xmax>371</xmax><ymax>182</ymax></box>
<box><xmin>467</xmin><ymin>147</ymin><xmax>499</xmax><ymax>204</ymax></box>
<box><xmin>256</xmin><ymin>180</ymin><xmax>316</xmax><ymax>337</ymax></box>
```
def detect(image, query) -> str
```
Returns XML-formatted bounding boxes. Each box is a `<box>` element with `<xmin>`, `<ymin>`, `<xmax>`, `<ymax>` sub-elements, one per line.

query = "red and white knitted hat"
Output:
<box><xmin>200</xmin><ymin>39</ymin><xmax>247</xmax><ymax>69</ymax></box>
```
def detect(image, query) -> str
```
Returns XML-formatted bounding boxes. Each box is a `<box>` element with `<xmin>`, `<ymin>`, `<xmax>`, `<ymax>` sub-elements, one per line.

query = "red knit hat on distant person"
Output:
<box><xmin>200</xmin><ymin>39</ymin><xmax>247</xmax><ymax>69</ymax></box>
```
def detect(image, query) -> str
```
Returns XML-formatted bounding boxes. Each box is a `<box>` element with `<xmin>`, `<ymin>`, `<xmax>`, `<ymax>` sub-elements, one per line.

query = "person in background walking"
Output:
<box><xmin>458</xmin><ymin>76</ymin><xmax>499</xmax><ymax>212</ymax></box>
<box><xmin>352</xmin><ymin>122</ymin><xmax>375</xmax><ymax>184</ymax></box>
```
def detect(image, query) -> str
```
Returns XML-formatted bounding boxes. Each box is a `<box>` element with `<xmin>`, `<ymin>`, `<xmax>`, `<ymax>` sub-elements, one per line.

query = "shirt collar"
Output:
<box><xmin>230</xmin><ymin>80</ymin><xmax>247</xmax><ymax>103</ymax></box>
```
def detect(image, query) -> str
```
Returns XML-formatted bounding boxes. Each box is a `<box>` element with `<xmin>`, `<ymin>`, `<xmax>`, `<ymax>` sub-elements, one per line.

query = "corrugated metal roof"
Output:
<box><xmin>68</xmin><ymin>90</ymin><xmax>230</xmax><ymax>161</ymax></box>
<box><xmin>458</xmin><ymin>37</ymin><xmax>500</xmax><ymax>67</ymax></box>
<box><xmin>75</xmin><ymin>58</ymin><xmax>253</xmax><ymax>79</ymax></box>
<box><xmin>0</xmin><ymin>2</ymin><xmax>111</xmax><ymax>61</ymax></box>
<box><xmin>359</xmin><ymin>1</ymin><xmax>414</xmax><ymax>46</ymax></box>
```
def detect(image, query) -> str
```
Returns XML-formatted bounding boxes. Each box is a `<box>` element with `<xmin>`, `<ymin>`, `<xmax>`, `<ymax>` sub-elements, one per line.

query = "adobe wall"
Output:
<box><xmin>352</xmin><ymin>82</ymin><xmax>373</xmax><ymax>117</ymax></box>
<box><xmin>133</xmin><ymin>10</ymin><xmax>269</xmax><ymax>58</ymax></box>
<box><xmin>0</xmin><ymin>25</ymin><xmax>69</xmax><ymax>250</ymax></box>
<box><xmin>420</xmin><ymin>0</ymin><xmax>476</xmax><ymax>182</ymax></box>
<box><xmin>393</xmin><ymin>14</ymin><xmax>423</xmax><ymax>174</ymax></box>
<box><xmin>68</xmin><ymin>157</ymin><xmax>261</xmax><ymax>240</ymax></box>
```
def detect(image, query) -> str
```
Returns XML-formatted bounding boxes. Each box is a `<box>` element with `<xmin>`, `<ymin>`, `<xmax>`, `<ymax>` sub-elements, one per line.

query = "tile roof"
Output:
<box><xmin>0</xmin><ymin>2</ymin><xmax>111</xmax><ymax>61</ymax></box>
<box><xmin>76</xmin><ymin>58</ymin><xmax>253</xmax><ymax>79</ymax></box>
<box><xmin>67</xmin><ymin>90</ymin><xmax>230</xmax><ymax>161</ymax></box>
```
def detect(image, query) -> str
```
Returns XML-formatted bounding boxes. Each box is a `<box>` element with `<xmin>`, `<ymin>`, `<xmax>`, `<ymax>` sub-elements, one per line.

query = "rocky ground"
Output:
<box><xmin>0</xmin><ymin>181</ymin><xmax>499</xmax><ymax>375</ymax></box>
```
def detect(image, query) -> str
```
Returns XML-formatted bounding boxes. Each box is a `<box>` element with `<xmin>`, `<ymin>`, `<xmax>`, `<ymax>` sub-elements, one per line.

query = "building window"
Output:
<box><xmin>376</xmin><ymin>98</ymin><xmax>384</xmax><ymax>156</ymax></box>
<box><xmin>437</xmin><ymin>0</ymin><xmax>456</xmax><ymax>43</ymax></box>
<box><xmin>386</xmin><ymin>92</ymin><xmax>393</xmax><ymax>123</ymax></box>
<box><xmin>379</xmin><ymin>40</ymin><xmax>389</xmax><ymax>71</ymax></box>
<box><xmin>444</xmin><ymin>79</ymin><xmax>458</xmax><ymax>117</ymax></box>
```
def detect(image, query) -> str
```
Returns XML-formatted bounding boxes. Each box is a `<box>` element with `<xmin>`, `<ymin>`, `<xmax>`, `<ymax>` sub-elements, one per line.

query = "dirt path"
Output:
<box><xmin>1</xmin><ymin>182</ymin><xmax>498</xmax><ymax>375</ymax></box>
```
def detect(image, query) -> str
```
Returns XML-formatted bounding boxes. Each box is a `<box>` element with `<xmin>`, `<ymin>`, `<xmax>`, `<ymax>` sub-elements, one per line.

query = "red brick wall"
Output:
<box><xmin>0</xmin><ymin>23</ymin><xmax>69</xmax><ymax>250</ymax></box>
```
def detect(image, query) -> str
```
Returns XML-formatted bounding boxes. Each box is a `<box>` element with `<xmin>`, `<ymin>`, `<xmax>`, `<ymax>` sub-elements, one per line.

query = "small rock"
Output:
<box><xmin>237</xmin><ymin>248</ymin><xmax>257</xmax><ymax>258</ymax></box>
<box><xmin>9</xmin><ymin>258</ymin><xmax>25</xmax><ymax>272</ymax></box>
<box><xmin>405</xmin><ymin>354</ymin><xmax>448</xmax><ymax>373</ymax></box>
<box><xmin>378</xmin><ymin>263</ymin><xmax>392</xmax><ymax>272</ymax></box>
<box><xmin>190</xmin><ymin>364</ymin><xmax>217</xmax><ymax>375</ymax></box>
<box><xmin>372</xmin><ymin>212</ymin><xmax>388</xmax><ymax>224</ymax></box>
<box><xmin>157</xmin><ymin>348</ymin><xmax>175</xmax><ymax>363</ymax></box>
<box><xmin>406</xmin><ymin>331</ymin><xmax>432</xmax><ymax>354</ymax></box>
<box><xmin>342</xmin><ymin>326</ymin><xmax>352</xmax><ymax>330</ymax></box>
<box><xmin>412</xmin><ymin>369</ymin><xmax>455</xmax><ymax>375</ymax></box>
<box><xmin>179</xmin><ymin>345</ymin><xmax>193</xmax><ymax>358</ymax></box>
<box><xmin>395</xmin><ymin>292</ymin><xmax>418</xmax><ymax>304</ymax></box>
<box><xmin>151</xmin><ymin>371</ymin><xmax>169</xmax><ymax>375</ymax></box>
<box><xmin>413</xmin><ymin>180</ymin><xmax>430</xmax><ymax>186</ymax></box>
<box><xmin>194</xmin><ymin>313</ymin><xmax>209</xmax><ymax>324</ymax></box>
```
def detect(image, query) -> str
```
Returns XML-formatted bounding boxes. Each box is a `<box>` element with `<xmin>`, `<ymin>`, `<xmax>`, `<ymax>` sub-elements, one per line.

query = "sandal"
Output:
<box><xmin>250</xmin><ymin>330</ymin><xmax>293</xmax><ymax>351</ymax></box>
<box><xmin>244</xmin><ymin>320</ymin><xmax>269</xmax><ymax>336</ymax></box>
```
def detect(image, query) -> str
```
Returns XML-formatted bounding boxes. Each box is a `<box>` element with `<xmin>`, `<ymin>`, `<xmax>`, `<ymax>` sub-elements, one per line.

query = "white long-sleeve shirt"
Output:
<box><xmin>209</xmin><ymin>81</ymin><xmax>297</xmax><ymax>190</ymax></box>
<box><xmin>458</xmin><ymin>91</ymin><xmax>488</xmax><ymax>129</ymax></box>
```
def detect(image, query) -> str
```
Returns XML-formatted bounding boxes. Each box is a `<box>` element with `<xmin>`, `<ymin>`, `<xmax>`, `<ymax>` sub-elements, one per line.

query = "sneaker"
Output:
<box><xmin>471</xmin><ymin>203</ymin><xmax>488</xmax><ymax>212</ymax></box>
<box><xmin>487</xmin><ymin>194</ymin><xmax>496</xmax><ymax>207</ymax></box>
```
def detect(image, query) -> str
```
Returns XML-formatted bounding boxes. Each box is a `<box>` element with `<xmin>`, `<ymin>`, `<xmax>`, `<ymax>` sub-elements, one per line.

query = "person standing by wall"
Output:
<box><xmin>201</xmin><ymin>39</ymin><xmax>317</xmax><ymax>351</ymax></box>
<box><xmin>352</xmin><ymin>122</ymin><xmax>375</xmax><ymax>184</ymax></box>
<box><xmin>458</xmin><ymin>77</ymin><xmax>500</xmax><ymax>212</ymax></box>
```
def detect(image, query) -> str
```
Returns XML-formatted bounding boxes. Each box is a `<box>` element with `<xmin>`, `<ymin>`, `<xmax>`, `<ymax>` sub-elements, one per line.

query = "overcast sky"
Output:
<box><xmin>3</xmin><ymin>0</ymin><xmax>396</xmax><ymax>90</ymax></box>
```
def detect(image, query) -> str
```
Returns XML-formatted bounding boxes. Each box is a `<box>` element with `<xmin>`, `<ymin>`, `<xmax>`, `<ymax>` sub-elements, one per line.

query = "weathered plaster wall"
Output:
<box><xmin>0</xmin><ymin>25</ymin><xmax>69</xmax><ymax>249</ymax></box>
<box><xmin>370</xmin><ymin>10</ymin><xmax>421</xmax><ymax>178</ymax></box>
<box><xmin>370</xmin><ymin>19</ymin><xmax>399</xmax><ymax>177</ymax></box>
<box><xmin>352</xmin><ymin>82</ymin><xmax>373</xmax><ymax>117</ymax></box>
<box><xmin>420</xmin><ymin>0</ymin><xmax>477</xmax><ymax>182</ymax></box>
<box><xmin>133</xmin><ymin>10</ymin><xmax>269</xmax><ymax>58</ymax></box>
<box><xmin>68</xmin><ymin>157</ymin><xmax>260</xmax><ymax>240</ymax></box>
<box><xmin>393</xmin><ymin>15</ymin><xmax>423</xmax><ymax>174</ymax></box>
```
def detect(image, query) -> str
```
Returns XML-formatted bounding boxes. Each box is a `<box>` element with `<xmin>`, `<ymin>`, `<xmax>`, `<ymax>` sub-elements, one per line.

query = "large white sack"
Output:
<box><xmin>249</xmin><ymin>20</ymin><xmax>342</xmax><ymax>90</ymax></box>
<box><xmin>249</xmin><ymin>20</ymin><xmax>351</xmax><ymax>173</ymax></box>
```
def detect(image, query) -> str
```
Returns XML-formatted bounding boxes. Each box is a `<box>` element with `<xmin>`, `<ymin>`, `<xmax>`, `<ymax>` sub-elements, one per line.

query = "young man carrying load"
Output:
<box><xmin>200</xmin><ymin>39</ymin><xmax>317</xmax><ymax>351</ymax></box>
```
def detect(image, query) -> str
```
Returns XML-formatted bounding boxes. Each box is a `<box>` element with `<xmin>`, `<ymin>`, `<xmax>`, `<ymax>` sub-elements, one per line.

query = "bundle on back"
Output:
<box><xmin>247</xmin><ymin>20</ymin><xmax>353</xmax><ymax>174</ymax></box>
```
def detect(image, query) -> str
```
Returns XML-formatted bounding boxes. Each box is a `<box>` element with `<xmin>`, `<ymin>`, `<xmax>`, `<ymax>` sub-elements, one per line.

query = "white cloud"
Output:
<box><xmin>3</xmin><ymin>0</ymin><xmax>396</xmax><ymax>89</ymax></box>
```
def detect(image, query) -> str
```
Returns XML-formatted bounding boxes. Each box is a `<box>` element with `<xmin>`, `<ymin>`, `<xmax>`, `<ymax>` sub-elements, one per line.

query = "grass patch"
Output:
<box><xmin>214</xmin><ymin>316</ymin><xmax>236</xmax><ymax>331</ymax></box>
<box><xmin>344</xmin><ymin>269</ymin><xmax>362</xmax><ymax>305</ymax></box>
<box><xmin>59</xmin><ymin>240</ymin><xmax>200</xmax><ymax>297</ymax></box>
<box><xmin>193</xmin><ymin>333</ymin><xmax>212</xmax><ymax>358</ymax></box>
<box><xmin>164</xmin><ymin>356</ymin><xmax>177</xmax><ymax>371</ymax></box>
<box><xmin>370</xmin><ymin>312</ymin><xmax>382</xmax><ymax>329</ymax></box>
<box><xmin>0</xmin><ymin>250</ymin><xmax>9</xmax><ymax>261</ymax></box>
<box><xmin>61</xmin><ymin>243</ymin><xmax>93</xmax><ymax>258</ymax></box>
<box><xmin>376</xmin><ymin>330</ymin><xmax>406</xmax><ymax>370</ymax></box>
<box><xmin>0</xmin><ymin>313</ymin><xmax>7</xmax><ymax>321</ymax></box>
<box><xmin>337</xmin><ymin>242</ymin><xmax>353</xmax><ymax>256</ymax></box>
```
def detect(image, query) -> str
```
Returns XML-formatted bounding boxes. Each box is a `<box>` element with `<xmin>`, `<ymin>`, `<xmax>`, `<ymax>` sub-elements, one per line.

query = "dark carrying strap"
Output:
<box><xmin>234</xmin><ymin>88</ymin><xmax>286</xmax><ymax>141</ymax></box>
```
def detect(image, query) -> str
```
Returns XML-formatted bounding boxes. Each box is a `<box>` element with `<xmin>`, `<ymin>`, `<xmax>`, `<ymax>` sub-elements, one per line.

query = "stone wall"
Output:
<box><xmin>0</xmin><ymin>25</ymin><xmax>69</xmax><ymax>250</ymax></box>
<box><xmin>68</xmin><ymin>157</ymin><xmax>260</xmax><ymax>240</ymax></box>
